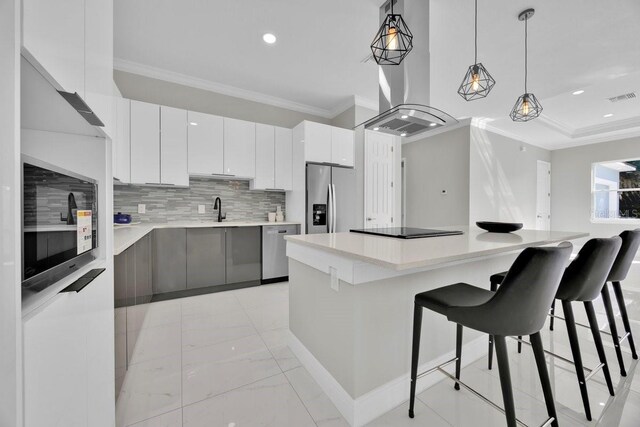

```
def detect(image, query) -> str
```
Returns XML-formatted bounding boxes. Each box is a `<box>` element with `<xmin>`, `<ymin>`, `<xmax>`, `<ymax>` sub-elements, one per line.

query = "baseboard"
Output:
<box><xmin>288</xmin><ymin>330</ymin><xmax>488</xmax><ymax>426</ymax></box>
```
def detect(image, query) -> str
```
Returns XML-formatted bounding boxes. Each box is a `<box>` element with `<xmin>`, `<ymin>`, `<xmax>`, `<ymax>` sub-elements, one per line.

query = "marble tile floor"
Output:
<box><xmin>116</xmin><ymin>282</ymin><xmax>640</xmax><ymax>427</ymax></box>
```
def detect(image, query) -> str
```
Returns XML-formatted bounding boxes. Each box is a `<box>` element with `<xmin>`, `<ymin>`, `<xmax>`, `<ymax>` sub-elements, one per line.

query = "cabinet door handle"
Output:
<box><xmin>61</xmin><ymin>268</ymin><xmax>106</xmax><ymax>293</ymax></box>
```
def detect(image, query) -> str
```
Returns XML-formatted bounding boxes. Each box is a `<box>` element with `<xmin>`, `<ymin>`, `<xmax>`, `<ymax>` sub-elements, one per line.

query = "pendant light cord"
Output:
<box><xmin>524</xmin><ymin>17</ymin><xmax>528</xmax><ymax>93</ymax></box>
<box><xmin>474</xmin><ymin>0</ymin><xmax>478</xmax><ymax>64</ymax></box>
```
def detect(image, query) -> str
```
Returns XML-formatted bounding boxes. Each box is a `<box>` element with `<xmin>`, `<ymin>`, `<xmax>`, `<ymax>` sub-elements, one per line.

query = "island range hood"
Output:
<box><xmin>359</xmin><ymin>0</ymin><xmax>458</xmax><ymax>137</ymax></box>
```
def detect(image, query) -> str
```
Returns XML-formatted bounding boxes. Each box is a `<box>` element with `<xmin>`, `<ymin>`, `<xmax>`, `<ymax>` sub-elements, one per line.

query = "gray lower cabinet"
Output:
<box><xmin>152</xmin><ymin>228</ymin><xmax>187</xmax><ymax>294</ymax></box>
<box><xmin>225</xmin><ymin>226</ymin><xmax>261</xmax><ymax>284</ymax></box>
<box><xmin>187</xmin><ymin>228</ymin><xmax>226</xmax><ymax>289</ymax></box>
<box><xmin>134</xmin><ymin>233</ymin><xmax>152</xmax><ymax>304</ymax></box>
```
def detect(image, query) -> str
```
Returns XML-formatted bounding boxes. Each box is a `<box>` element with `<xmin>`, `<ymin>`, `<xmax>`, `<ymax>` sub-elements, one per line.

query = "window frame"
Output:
<box><xmin>591</xmin><ymin>158</ymin><xmax>640</xmax><ymax>224</ymax></box>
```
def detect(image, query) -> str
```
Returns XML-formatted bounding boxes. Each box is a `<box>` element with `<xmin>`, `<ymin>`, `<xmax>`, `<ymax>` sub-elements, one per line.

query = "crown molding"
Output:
<box><xmin>113</xmin><ymin>58</ymin><xmax>337</xmax><ymax>119</ymax></box>
<box><xmin>538</xmin><ymin>112</ymin><xmax>640</xmax><ymax>139</ymax></box>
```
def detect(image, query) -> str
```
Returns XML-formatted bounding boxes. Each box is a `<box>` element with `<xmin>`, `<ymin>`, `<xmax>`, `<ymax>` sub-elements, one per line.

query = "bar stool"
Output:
<box><xmin>602</xmin><ymin>229</ymin><xmax>640</xmax><ymax>377</ymax></box>
<box><xmin>409</xmin><ymin>242</ymin><xmax>572</xmax><ymax>427</ymax></box>
<box><xmin>486</xmin><ymin>238</ymin><xmax>622</xmax><ymax>421</ymax></box>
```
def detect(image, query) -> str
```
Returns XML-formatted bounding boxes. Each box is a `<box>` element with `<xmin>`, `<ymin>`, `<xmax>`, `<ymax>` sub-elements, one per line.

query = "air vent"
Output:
<box><xmin>58</xmin><ymin>91</ymin><xmax>105</xmax><ymax>127</ymax></box>
<box><xmin>608</xmin><ymin>92</ymin><xmax>636</xmax><ymax>103</ymax></box>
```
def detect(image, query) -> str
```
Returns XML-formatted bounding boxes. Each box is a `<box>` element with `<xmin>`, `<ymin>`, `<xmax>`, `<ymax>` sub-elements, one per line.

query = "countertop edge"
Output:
<box><xmin>114</xmin><ymin>221</ymin><xmax>300</xmax><ymax>256</ymax></box>
<box><xmin>285</xmin><ymin>231</ymin><xmax>590</xmax><ymax>271</ymax></box>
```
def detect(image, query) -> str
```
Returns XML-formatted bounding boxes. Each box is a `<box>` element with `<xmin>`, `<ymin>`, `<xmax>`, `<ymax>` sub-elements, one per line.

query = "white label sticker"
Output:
<box><xmin>77</xmin><ymin>210</ymin><xmax>92</xmax><ymax>254</ymax></box>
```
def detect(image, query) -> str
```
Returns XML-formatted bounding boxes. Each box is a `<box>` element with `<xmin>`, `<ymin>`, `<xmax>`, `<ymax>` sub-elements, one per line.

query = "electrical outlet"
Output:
<box><xmin>198</xmin><ymin>205</ymin><xmax>206</xmax><ymax>214</ymax></box>
<box><xmin>138</xmin><ymin>204</ymin><xmax>146</xmax><ymax>214</ymax></box>
<box><xmin>330</xmin><ymin>267</ymin><xmax>339</xmax><ymax>292</ymax></box>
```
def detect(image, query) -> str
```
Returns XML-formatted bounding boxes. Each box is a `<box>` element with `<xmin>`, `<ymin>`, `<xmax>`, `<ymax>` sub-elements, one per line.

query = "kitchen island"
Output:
<box><xmin>284</xmin><ymin>227</ymin><xmax>588</xmax><ymax>427</ymax></box>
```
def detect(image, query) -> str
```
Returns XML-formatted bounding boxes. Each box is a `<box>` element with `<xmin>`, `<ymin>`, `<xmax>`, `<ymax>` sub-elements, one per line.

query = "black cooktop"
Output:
<box><xmin>350</xmin><ymin>227</ymin><xmax>463</xmax><ymax>239</ymax></box>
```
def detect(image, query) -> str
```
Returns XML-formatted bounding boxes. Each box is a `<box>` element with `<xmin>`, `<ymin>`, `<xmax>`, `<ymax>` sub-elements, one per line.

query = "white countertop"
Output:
<box><xmin>114</xmin><ymin>221</ymin><xmax>300</xmax><ymax>255</ymax></box>
<box><xmin>285</xmin><ymin>227</ymin><xmax>588</xmax><ymax>271</ymax></box>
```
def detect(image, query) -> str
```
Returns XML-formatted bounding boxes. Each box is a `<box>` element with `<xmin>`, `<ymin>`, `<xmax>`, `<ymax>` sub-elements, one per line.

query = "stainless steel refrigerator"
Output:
<box><xmin>306</xmin><ymin>164</ymin><xmax>358</xmax><ymax>234</ymax></box>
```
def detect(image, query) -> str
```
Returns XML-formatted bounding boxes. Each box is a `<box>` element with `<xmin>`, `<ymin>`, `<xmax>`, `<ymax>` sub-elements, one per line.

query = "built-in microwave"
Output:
<box><xmin>21</xmin><ymin>156</ymin><xmax>99</xmax><ymax>299</ymax></box>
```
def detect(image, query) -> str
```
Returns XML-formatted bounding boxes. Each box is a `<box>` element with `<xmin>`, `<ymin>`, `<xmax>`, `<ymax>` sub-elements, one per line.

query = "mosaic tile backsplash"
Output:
<box><xmin>113</xmin><ymin>177</ymin><xmax>286</xmax><ymax>223</ymax></box>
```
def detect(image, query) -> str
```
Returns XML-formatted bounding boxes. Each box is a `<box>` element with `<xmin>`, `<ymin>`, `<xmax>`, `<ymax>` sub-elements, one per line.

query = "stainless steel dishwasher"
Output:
<box><xmin>262</xmin><ymin>224</ymin><xmax>299</xmax><ymax>283</ymax></box>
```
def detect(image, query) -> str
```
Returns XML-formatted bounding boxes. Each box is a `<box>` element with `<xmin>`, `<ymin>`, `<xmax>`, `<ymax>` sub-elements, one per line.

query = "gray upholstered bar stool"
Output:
<box><xmin>487</xmin><ymin>238</ymin><xmax>622</xmax><ymax>421</ymax></box>
<box><xmin>601</xmin><ymin>229</ymin><xmax>640</xmax><ymax>377</ymax></box>
<box><xmin>409</xmin><ymin>242</ymin><xmax>572</xmax><ymax>427</ymax></box>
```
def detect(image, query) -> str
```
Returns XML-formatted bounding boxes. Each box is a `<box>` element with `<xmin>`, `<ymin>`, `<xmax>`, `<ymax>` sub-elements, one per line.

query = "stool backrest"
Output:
<box><xmin>607</xmin><ymin>229</ymin><xmax>640</xmax><ymax>282</ymax></box>
<box><xmin>556</xmin><ymin>237</ymin><xmax>622</xmax><ymax>302</ymax></box>
<box><xmin>449</xmin><ymin>242</ymin><xmax>572</xmax><ymax>336</ymax></box>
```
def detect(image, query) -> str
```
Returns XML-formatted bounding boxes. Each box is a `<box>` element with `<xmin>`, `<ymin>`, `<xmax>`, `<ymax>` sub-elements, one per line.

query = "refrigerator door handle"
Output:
<box><xmin>327</xmin><ymin>184</ymin><xmax>332</xmax><ymax>233</ymax></box>
<box><xmin>332</xmin><ymin>184</ymin><xmax>337</xmax><ymax>233</ymax></box>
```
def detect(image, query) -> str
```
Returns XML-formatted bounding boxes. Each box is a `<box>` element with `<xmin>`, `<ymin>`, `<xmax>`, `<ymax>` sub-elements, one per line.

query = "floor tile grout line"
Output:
<box><xmin>123</xmin><ymin>407</ymin><xmax>182</xmax><ymax>427</ymax></box>
<box><xmin>282</xmin><ymin>368</ymin><xmax>322</xmax><ymax>427</ymax></box>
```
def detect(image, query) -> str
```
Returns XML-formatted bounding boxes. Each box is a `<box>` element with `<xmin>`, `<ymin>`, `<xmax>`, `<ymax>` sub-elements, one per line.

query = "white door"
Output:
<box><xmin>364</xmin><ymin>130</ymin><xmax>395</xmax><ymax>228</ymax></box>
<box><xmin>160</xmin><ymin>106</ymin><xmax>189</xmax><ymax>186</ymax></box>
<box><xmin>536</xmin><ymin>160</ymin><xmax>551</xmax><ymax>230</ymax></box>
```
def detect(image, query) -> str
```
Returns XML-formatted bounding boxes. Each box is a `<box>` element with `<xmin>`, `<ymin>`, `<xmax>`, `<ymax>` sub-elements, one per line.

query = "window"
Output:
<box><xmin>592</xmin><ymin>159</ymin><xmax>640</xmax><ymax>221</ymax></box>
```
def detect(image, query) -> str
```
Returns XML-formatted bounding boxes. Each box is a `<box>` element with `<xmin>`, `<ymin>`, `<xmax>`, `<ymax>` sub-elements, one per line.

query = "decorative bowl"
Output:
<box><xmin>114</xmin><ymin>212</ymin><xmax>132</xmax><ymax>224</ymax></box>
<box><xmin>476</xmin><ymin>221</ymin><xmax>523</xmax><ymax>233</ymax></box>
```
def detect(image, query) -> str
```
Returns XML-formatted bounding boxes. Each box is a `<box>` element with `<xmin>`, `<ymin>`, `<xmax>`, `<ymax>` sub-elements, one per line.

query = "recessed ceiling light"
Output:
<box><xmin>429</xmin><ymin>123</ymin><xmax>437</xmax><ymax>127</ymax></box>
<box><xmin>189</xmin><ymin>122</ymin><xmax>198</xmax><ymax>126</ymax></box>
<box><xmin>603</xmin><ymin>113</ymin><xmax>614</xmax><ymax>118</ymax></box>
<box><xmin>401</xmin><ymin>115</ymin><xmax>409</xmax><ymax>119</ymax></box>
<box><xmin>262</xmin><ymin>33</ymin><xmax>277</xmax><ymax>44</ymax></box>
<box><xmin>373</xmin><ymin>127</ymin><xmax>379</xmax><ymax>131</ymax></box>
<box><xmin>400</xmin><ymin>133</ymin><xmax>407</xmax><ymax>137</ymax></box>
<box><xmin>572</xmin><ymin>90</ymin><xmax>584</xmax><ymax>95</ymax></box>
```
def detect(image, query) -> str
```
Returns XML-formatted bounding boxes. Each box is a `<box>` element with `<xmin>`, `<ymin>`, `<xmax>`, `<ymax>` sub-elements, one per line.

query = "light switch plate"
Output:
<box><xmin>198</xmin><ymin>205</ymin><xmax>206</xmax><ymax>214</ymax></box>
<box><xmin>330</xmin><ymin>266</ymin><xmax>339</xmax><ymax>292</ymax></box>
<box><xmin>138</xmin><ymin>204</ymin><xmax>146</xmax><ymax>214</ymax></box>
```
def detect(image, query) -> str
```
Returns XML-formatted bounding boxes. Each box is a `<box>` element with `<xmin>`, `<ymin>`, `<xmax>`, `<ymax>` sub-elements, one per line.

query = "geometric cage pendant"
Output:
<box><xmin>457</xmin><ymin>63</ymin><xmax>496</xmax><ymax>101</ymax></box>
<box><xmin>370</xmin><ymin>13</ymin><xmax>413</xmax><ymax>65</ymax></box>
<box><xmin>509</xmin><ymin>93</ymin><xmax>543</xmax><ymax>122</ymax></box>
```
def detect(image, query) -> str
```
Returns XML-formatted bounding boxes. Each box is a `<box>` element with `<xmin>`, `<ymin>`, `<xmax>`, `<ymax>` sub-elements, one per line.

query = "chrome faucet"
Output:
<box><xmin>213</xmin><ymin>197</ymin><xmax>225</xmax><ymax>222</ymax></box>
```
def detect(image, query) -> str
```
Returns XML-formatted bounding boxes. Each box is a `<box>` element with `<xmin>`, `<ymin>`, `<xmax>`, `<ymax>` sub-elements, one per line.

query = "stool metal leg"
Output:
<box><xmin>409</xmin><ymin>304</ymin><xmax>422</xmax><ymax>418</ymax></box>
<box><xmin>563</xmin><ymin>300</ymin><xmax>592</xmax><ymax>421</ymax></box>
<box><xmin>601</xmin><ymin>284</ymin><xmax>627</xmax><ymax>376</ymax></box>
<box><xmin>584</xmin><ymin>301</ymin><xmax>615</xmax><ymax>396</ymax></box>
<box><xmin>612</xmin><ymin>281</ymin><xmax>638</xmax><ymax>360</ymax></box>
<box><xmin>495</xmin><ymin>335</ymin><xmax>517</xmax><ymax>427</ymax></box>
<box><xmin>488</xmin><ymin>279</ymin><xmax>498</xmax><ymax>370</ymax></box>
<box><xmin>530</xmin><ymin>332</ymin><xmax>559</xmax><ymax>427</ymax></box>
<box><xmin>549</xmin><ymin>299</ymin><xmax>556</xmax><ymax>331</ymax></box>
<box><xmin>517</xmin><ymin>336</ymin><xmax>522</xmax><ymax>353</ymax></box>
<box><xmin>455</xmin><ymin>324</ymin><xmax>463</xmax><ymax>390</ymax></box>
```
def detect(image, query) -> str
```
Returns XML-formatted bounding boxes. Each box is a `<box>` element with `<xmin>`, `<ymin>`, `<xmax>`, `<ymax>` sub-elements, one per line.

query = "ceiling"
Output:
<box><xmin>114</xmin><ymin>0</ymin><xmax>640</xmax><ymax>149</ymax></box>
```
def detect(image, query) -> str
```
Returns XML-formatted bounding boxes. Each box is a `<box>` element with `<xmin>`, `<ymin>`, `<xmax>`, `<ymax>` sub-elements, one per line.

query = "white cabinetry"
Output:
<box><xmin>23</xmin><ymin>272</ymin><xmax>114</xmax><ymax>427</ymax></box>
<box><xmin>223</xmin><ymin>118</ymin><xmax>255</xmax><ymax>178</ymax></box>
<box><xmin>160</xmin><ymin>106</ymin><xmax>189</xmax><ymax>186</ymax></box>
<box><xmin>275</xmin><ymin>127</ymin><xmax>293</xmax><ymax>190</ymax></box>
<box><xmin>331</xmin><ymin>126</ymin><xmax>354</xmax><ymax>167</ymax></box>
<box><xmin>253</xmin><ymin>124</ymin><xmax>276</xmax><ymax>189</ymax></box>
<box><xmin>22</xmin><ymin>0</ymin><xmax>85</xmax><ymax>97</ymax></box>
<box><xmin>114</xmin><ymin>98</ymin><xmax>131</xmax><ymax>183</ymax></box>
<box><xmin>187</xmin><ymin>111</ymin><xmax>224</xmax><ymax>176</ymax></box>
<box><xmin>130</xmin><ymin>100</ymin><xmax>160</xmax><ymax>184</ymax></box>
<box><xmin>302</xmin><ymin>121</ymin><xmax>354</xmax><ymax>167</ymax></box>
<box><xmin>304</xmin><ymin>121</ymin><xmax>332</xmax><ymax>164</ymax></box>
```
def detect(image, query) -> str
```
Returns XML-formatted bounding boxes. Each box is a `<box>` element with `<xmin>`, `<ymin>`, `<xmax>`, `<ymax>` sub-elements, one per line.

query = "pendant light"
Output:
<box><xmin>457</xmin><ymin>0</ymin><xmax>495</xmax><ymax>101</ymax></box>
<box><xmin>370</xmin><ymin>0</ymin><xmax>413</xmax><ymax>65</ymax></box>
<box><xmin>510</xmin><ymin>8</ymin><xmax>543</xmax><ymax>122</ymax></box>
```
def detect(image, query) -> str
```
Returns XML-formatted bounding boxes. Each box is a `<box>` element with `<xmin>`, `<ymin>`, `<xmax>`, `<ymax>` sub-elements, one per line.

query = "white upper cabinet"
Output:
<box><xmin>22</xmin><ymin>0</ymin><xmax>85</xmax><ymax>97</ymax></box>
<box><xmin>187</xmin><ymin>111</ymin><xmax>224</xmax><ymax>176</ymax></box>
<box><xmin>84</xmin><ymin>0</ymin><xmax>114</xmax><ymax>138</ymax></box>
<box><xmin>223</xmin><ymin>118</ymin><xmax>256</xmax><ymax>178</ymax></box>
<box><xmin>331</xmin><ymin>126</ymin><xmax>354</xmax><ymax>167</ymax></box>
<box><xmin>304</xmin><ymin>121</ymin><xmax>332</xmax><ymax>164</ymax></box>
<box><xmin>253</xmin><ymin>124</ymin><xmax>276</xmax><ymax>189</ymax></box>
<box><xmin>274</xmin><ymin>127</ymin><xmax>293</xmax><ymax>191</ymax></box>
<box><xmin>302</xmin><ymin>121</ymin><xmax>354</xmax><ymax>167</ymax></box>
<box><xmin>130</xmin><ymin>100</ymin><xmax>160</xmax><ymax>184</ymax></box>
<box><xmin>160</xmin><ymin>106</ymin><xmax>189</xmax><ymax>186</ymax></box>
<box><xmin>114</xmin><ymin>98</ymin><xmax>131</xmax><ymax>183</ymax></box>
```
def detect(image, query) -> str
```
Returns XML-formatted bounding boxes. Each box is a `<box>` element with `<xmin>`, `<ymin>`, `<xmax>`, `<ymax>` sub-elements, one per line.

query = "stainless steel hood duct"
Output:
<box><xmin>359</xmin><ymin>0</ymin><xmax>457</xmax><ymax>137</ymax></box>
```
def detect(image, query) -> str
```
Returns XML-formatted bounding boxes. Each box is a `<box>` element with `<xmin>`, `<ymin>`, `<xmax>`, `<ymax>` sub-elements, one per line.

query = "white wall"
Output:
<box><xmin>469</xmin><ymin>126</ymin><xmax>551</xmax><ymax>228</ymax></box>
<box><xmin>402</xmin><ymin>125</ymin><xmax>471</xmax><ymax>227</ymax></box>
<box><xmin>0</xmin><ymin>0</ymin><xmax>22</xmax><ymax>425</ymax></box>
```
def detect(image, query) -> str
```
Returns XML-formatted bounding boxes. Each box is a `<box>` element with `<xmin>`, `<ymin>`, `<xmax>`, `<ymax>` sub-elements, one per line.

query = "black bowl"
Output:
<box><xmin>476</xmin><ymin>221</ymin><xmax>523</xmax><ymax>233</ymax></box>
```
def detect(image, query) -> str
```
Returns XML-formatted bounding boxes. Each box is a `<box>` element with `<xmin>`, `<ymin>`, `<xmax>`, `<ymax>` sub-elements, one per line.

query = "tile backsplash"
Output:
<box><xmin>114</xmin><ymin>177</ymin><xmax>285</xmax><ymax>223</ymax></box>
